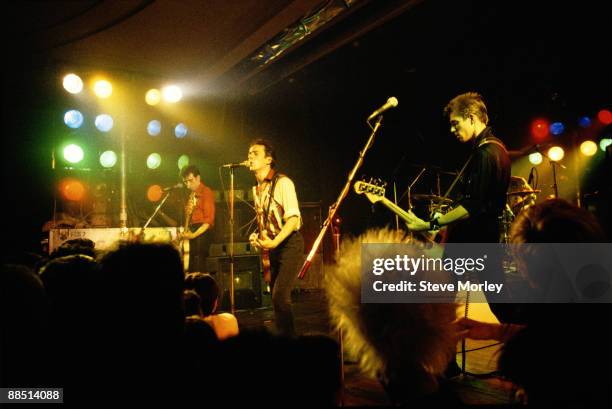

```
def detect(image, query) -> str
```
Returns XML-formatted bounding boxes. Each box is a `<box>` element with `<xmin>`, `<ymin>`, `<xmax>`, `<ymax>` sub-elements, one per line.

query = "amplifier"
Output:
<box><xmin>48</xmin><ymin>227</ymin><xmax>179</xmax><ymax>254</ymax></box>
<box><xmin>209</xmin><ymin>242</ymin><xmax>257</xmax><ymax>257</ymax></box>
<box><xmin>206</xmin><ymin>255</ymin><xmax>263</xmax><ymax>310</ymax></box>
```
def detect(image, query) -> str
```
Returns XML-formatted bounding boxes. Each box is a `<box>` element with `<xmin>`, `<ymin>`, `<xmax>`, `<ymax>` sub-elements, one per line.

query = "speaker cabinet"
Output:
<box><xmin>206</xmin><ymin>255</ymin><xmax>263</xmax><ymax>310</ymax></box>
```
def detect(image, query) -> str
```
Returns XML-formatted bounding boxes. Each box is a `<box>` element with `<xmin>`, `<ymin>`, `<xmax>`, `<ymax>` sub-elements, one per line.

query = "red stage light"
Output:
<box><xmin>147</xmin><ymin>185</ymin><xmax>163</xmax><ymax>202</ymax></box>
<box><xmin>597</xmin><ymin>109</ymin><xmax>612</xmax><ymax>125</ymax></box>
<box><xmin>531</xmin><ymin>119</ymin><xmax>549</xmax><ymax>139</ymax></box>
<box><xmin>60</xmin><ymin>178</ymin><xmax>86</xmax><ymax>201</ymax></box>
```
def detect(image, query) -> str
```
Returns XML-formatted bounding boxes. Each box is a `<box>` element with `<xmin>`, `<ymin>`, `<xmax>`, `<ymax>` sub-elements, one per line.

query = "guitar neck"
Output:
<box><xmin>378</xmin><ymin>197</ymin><xmax>411</xmax><ymax>223</ymax></box>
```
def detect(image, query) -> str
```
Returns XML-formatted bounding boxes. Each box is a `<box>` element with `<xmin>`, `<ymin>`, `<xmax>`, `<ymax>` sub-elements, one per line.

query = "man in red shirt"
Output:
<box><xmin>180</xmin><ymin>165</ymin><xmax>215</xmax><ymax>273</ymax></box>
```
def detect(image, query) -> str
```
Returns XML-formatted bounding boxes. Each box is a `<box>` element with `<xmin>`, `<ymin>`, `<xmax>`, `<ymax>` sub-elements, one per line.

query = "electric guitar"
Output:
<box><xmin>353</xmin><ymin>178</ymin><xmax>446</xmax><ymax>247</ymax></box>
<box><xmin>256</xmin><ymin>210</ymin><xmax>272</xmax><ymax>284</ymax></box>
<box><xmin>180</xmin><ymin>191</ymin><xmax>197</xmax><ymax>271</ymax></box>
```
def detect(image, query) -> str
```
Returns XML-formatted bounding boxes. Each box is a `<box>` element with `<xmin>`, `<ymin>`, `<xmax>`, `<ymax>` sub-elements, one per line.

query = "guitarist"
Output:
<box><xmin>248</xmin><ymin>139</ymin><xmax>303</xmax><ymax>336</ymax></box>
<box><xmin>180</xmin><ymin>165</ymin><xmax>215</xmax><ymax>274</ymax></box>
<box><xmin>404</xmin><ymin>92</ymin><xmax>512</xmax><ymax>322</ymax></box>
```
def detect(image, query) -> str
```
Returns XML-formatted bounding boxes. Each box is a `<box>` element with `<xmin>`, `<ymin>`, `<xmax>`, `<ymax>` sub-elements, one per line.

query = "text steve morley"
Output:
<box><xmin>372</xmin><ymin>280</ymin><xmax>504</xmax><ymax>294</ymax></box>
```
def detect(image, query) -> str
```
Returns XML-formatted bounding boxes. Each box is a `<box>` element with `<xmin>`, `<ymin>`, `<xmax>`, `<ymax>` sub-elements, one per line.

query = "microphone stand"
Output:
<box><xmin>142</xmin><ymin>190</ymin><xmax>173</xmax><ymax>237</ymax></box>
<box><xmin>228</xmin><ymin>166</ymin><xmax>236</xmax><ymax>314</ymax></box>
<box><xmin>298</xmin><ymin>114</ymin><xmax>383</xmax><ymax>278</ymax></box>
<box><xmin>550</xmin><ymin>159</ymin><xmax>559</xmax><ymax>198</ymax></box>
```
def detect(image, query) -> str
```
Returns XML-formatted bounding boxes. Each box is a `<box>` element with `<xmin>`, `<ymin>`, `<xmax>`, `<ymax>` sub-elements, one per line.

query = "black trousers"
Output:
<box><xmin>188</xmin><ymin>223</ymin><xmax>212</xmax><ymax>273</ymax></box>
<box><xmin>269</xmin><ymin>231</ymin><xmax>304</xmax><ymax>336</ymax></box>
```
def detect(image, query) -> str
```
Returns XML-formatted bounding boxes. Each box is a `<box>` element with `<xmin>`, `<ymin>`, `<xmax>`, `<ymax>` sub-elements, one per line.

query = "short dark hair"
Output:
<box><xmin>180</xmin><ymin>165</ymin><xmax>200</xmax><ymax>179</ymax></box>
<box><xmin>184</xmin><ymin>273</ymin><xmax>219</xmax><ymax>316</ymax></box>
<box><xmin>250</xmin><ymin>138</ymin><xmax>276</xmax><ymax>169</ymax></box>
<box><xmin>510</xmin><ymin>198</ymin><xmax>606</xmax><ymax>244</ymax></box>
<box><xmin>443</xmin><ymin>92</ymin><xmax>489</xmax><ymax>125</ymax></box>
<box><xmin>183</xmin><ymin>289</ymin><xmax>203</xmax><ymax>316</ymax></box>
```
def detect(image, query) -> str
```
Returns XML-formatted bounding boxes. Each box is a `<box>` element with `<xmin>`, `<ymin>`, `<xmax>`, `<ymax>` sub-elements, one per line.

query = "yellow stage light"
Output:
<box><xmin>93</xmin><ymin>80</ymin><xmax>113</xmax><ymax>98</ymax></box>
<box><xmin>547</xmin><ymin>146</ymin><xmax>565</xmax><ymax>162</ymax></box>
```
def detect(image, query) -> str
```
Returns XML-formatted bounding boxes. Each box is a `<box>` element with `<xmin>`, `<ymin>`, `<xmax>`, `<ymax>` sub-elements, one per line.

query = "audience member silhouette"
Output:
<box><xmin>459</xmin><ymin>199</ymin><xmax>611</xmax><ymax>406</ymax></box>
<box><xmin>1</xmin><ymin>264</ymin><xmax>48</xmax><ymax>387</ymax></box>
<box><xmin>184</xmin><ymin>272</ymin><xmax>239</xmax><ymax>340</ymax></box>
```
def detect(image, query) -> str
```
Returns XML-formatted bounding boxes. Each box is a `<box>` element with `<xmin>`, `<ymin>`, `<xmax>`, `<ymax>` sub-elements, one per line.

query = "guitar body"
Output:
<box><xmin>259</xmin><ymin>229</ymin><xmax>272</xmax><ymax>284</ymax></box>
<box><xmin>261</xmin><ymin>248</ymin><xmax>271</xmax><ymax>284</ymax></box>
<box><xmin>180</xmin><ymin>231</ymin><xmax>190</xmax><ymax>271</ymax></box>
<box><xmin>181</xmin><ymin>192</ymin><xmax>197</xmax><ymax>272</ymax></box>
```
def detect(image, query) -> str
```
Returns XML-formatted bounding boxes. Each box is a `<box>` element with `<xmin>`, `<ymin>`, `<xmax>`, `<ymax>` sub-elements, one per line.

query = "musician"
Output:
<box><xmin>180</xmin><ymin>165</ymin><xmax>215</xmax><ymax>273</ymax></box>
<box><xmin>406</xmin><ymin>92</ymin><xmax>511</xmax><ymax>318</ymax></box>
<box><xmin>247</xmin><ymin>139</ymin><xmax>304</xmax><ymax>336</ymax></box>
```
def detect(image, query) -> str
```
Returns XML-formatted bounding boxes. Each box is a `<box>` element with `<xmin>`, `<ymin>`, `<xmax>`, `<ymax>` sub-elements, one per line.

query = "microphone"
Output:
<box><xmin>162</xmin><ymin>183</ymin><xmax>184</xmax><ymax>191</ymax></box>
<box><xmin>221</xmin><ymin>160</ymin><xmax>249</xmax><ymax>168</ymax></box>
<box><xmin>367</xmin><ymin>97</ymin><xmax>399</xmax><ymax>121</ymax></box>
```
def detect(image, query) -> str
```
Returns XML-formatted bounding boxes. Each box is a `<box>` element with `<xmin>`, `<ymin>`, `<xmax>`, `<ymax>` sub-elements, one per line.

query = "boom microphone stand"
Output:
<box><xmin>298</xmin><ymin>114</ymin><xmax>385</xmax><ymax>279</ymax></box>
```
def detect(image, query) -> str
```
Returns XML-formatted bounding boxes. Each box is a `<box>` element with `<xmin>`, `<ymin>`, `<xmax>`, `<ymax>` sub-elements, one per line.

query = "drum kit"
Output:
<box><xmin>500</xmin><ymin>176</ymin><xmax>540</xmax><ymax>243</ymax></box>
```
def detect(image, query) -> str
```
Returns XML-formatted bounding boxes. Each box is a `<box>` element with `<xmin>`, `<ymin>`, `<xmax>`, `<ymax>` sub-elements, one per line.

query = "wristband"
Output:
<box><xmin>429</xmin><ymin>217</ymin><xmax>441</xmax><ymax>230</ymax></box>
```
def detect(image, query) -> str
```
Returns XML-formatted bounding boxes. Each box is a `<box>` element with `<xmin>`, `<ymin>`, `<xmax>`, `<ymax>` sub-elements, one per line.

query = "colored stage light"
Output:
<box><xmin>175</xmin><ymin>123</ymin><xmax>188</xmax><ymax>138</ymax></box>
<box><xmin>528</xmin><ymin>152</ymin><xmax>543</xmax><ymax>165</ymax></box>
<box><xmin>147</xmin><ymin>185</ymin><xmax>163</xmax><ymax>202</ymax></box>
<box><xmin>178</xmin><ymin>154</ymin><xmax>189</xmax><ymax>169</ymax></box>
<box><xmin>100</xmin><ymin>150</ymin><xmax>117</xmax><ymax>168</ymax></box>
<box><xmin>60</xmin><ymin>178</ymin><xmax>86</xmax><ymax>201</ymax></box>
<box><xmin>547</xmin><ymin>146</ymin><xmax>565</xmax><ymax>162</ymax></box>
<box><xmin>93</xmin><ymin>80</ymin><xmax>113</xmax><ymax>98</ymax></box>
<box><xmin>147</xmin><ymin>153</ymin><xmax>162</xmax><ymax>169</ymax></box>
<box><xmin>162</xmin><ymin>85</ymin><xmax>182</xmax><ymax>103</ymax></box>
<box><xmin>63</xmin><ymin>144</ymin><xmax>84</xmax><ymax>163</ymax></box>
<box><xmin>145</xmin><ymin>89</ymin><xmax>161</xmax><ymax>106</ymax></box>
<box><xmin>95</xmin><ymin>114</ymin><xmax>114</xmax><ymax>132</ymax></box>
<box><xmin>531</xmin><ymin>119</ymin><xmax>549</xmax><ymax>139</ymax></box>
<box><xmin>64</xmin><ymin>110</ymin><xmax>84</xmax><ymax>129</ymax></box>
<box><xmin>580</xmin><ymin>141</ymin><xmax>598</xmax><ymax>157</ymax></box>
<box><xmin>598</xmin><ymin>109</ymin><xmax>612</xmax><ymax>125</ymax></box>
<box><xmin>147</xmin><ymin>120</ymin><xmax>161</xmax><ymax>136</ymax></box>
<box><xmin>578</xmin><ymin>116</ymin><xmax>592</xmax><ymax>128</ymax></box>
<box><xmin>600</xmin><ymin>138</ymin><xmax>612</xmax><ymax>152</ymax></box>
<box><xmin>550</xmin><ymin>122</ymin><xmax>565</xmax><ymax>136</ymax></box>
<box><xmin>63</xmin><ymin>74</ymin><xmax>83</xmax><ymax>94</ymax></box>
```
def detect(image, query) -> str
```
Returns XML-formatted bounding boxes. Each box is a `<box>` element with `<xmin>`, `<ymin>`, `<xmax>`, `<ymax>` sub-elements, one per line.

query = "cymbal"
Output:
<box><xmin>411</xmin><ymin>194</ymin><xmax>453</xmax><ymax>203</ymax></box>
<box><xmin>507</xmin><ymin>189</ymin><xmax>541</xmax><ymax>196</ymax></box>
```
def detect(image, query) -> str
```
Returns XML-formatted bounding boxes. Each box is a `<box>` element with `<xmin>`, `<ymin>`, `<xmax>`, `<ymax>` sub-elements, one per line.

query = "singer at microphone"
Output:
<box><xmin>221</xmin><ymin>160</ymin><xmax>249</xmax><ymax>168</ymax></box>
<box><xmin>367</xmin><ymin>97</ymin><xmax>399</xmax><ymax>122</ymax></box>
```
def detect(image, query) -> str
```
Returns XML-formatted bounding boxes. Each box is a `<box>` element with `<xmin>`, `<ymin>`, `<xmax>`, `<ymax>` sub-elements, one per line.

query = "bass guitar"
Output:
<box><xmin>180</xmin><ymin>191</ymin><xmax>197</xmax><ymax>271</ymax></box>
<box><xmin>353</xmin><ymin>178</ymin><xmax>447</xmax><ymax>248</ymax></box>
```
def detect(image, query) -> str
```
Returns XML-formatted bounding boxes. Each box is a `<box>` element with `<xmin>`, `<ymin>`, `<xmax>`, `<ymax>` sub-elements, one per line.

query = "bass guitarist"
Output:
<box><xmin>248</xmin><ymin>139</ymin><xmax>303</xmax><ymax>336</ymax></box>
<box><xmin>180</xmin><ymin>165</ymin><xmax>215</xmax><ymax>274</ymax></box>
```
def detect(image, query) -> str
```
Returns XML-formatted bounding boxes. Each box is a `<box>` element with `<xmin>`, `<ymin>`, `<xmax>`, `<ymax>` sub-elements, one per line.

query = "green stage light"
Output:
<box><xmin>100</xmin><ymin>150</ymin><xmax>117</xmax><ymax>168</ymax></box>
<box><xmin>63</xmin><ymin>144</ymin><xmax>84</xmax><ymax>163</ymax></box>
<box><xmin>147</xmin><ymin>153</ymin><xmax>162</xmax><ymax>169</ymax></box>
<box><xmin>178</xmin><ymin>154</ymin><xmax>189</xmax><ymax>169</ymax></box>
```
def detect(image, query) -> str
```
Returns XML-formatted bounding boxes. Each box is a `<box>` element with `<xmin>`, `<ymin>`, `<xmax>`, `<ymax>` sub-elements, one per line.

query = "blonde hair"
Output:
<box><xmin>325</xmin><ymin>228</ymin><xmax>457</xmax><ymax>392</ymax></box>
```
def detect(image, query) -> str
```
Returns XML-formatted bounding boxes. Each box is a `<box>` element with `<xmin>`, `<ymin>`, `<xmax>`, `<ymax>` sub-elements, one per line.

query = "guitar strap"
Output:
<box><xmin>262</xmin><ymin>173</ymin><xmax>283</xmax><ymax>237</ymax></box>
<box><xmin>442</xmin><ymin>137</ymin><xmax>506</xmax><ymax>199</ymax></box>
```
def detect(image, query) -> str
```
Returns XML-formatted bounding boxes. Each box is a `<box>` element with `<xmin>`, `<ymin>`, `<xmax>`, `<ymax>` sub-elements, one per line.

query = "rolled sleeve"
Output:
<box><xmin>275</xmin><ymin>177</ymin><xmax>301</xmax><ymax>223</ymax></box>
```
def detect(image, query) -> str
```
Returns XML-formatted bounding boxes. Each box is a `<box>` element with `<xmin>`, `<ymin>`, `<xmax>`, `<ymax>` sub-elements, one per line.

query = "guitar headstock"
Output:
<box><xmin>353</xmin><ymin>177</ymin><xmax>387</xmax><ymax>204</ymax></box>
